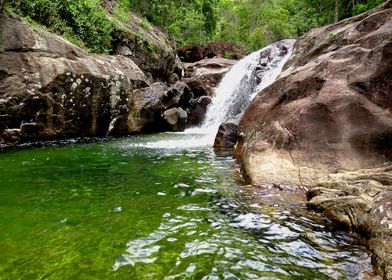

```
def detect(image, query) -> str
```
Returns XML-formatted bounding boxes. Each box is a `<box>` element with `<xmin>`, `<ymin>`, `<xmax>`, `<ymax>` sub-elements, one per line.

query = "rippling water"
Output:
<box><xmin>0</xmin><ymin>134</ymin><xmax>373</xmax><ymax>279</ymax></box>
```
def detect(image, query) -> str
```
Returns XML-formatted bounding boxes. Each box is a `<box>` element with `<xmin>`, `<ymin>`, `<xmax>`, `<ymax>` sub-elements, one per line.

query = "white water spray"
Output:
<box><xmin>200</xmin><ymin>39</ymin><xmax>296</xmax><ymax>133</ymax></box>
<box><xmin>131</xmin><ymin>39</ymin><xmax>296</xmax><ymax>149</ymax></box>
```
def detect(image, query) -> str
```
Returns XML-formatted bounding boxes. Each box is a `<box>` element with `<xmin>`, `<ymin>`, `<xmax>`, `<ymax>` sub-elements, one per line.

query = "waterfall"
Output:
<box><xmin>199</xmin><ymin>39</ymin><xmax>296</xmax><ymax>134</ymax></box>
<box><xmin>130</xmin><ymin>39</ymin><xmax>296</xmax><ymax>149</ymax></box>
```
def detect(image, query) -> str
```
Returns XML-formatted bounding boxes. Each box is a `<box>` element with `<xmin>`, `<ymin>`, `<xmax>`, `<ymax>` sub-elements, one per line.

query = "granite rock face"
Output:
<box><xmin>103</xmin><ymin>1</ymin><xmax>182</xmax><ymax>83</ymax></box>
<box><xmin>0</xmin><ymin>12</ymin><xmax>213</xmax><ymax>147</ymax></box>
<box><xmin>236</xmin><ymin>1</ymin><xmax>392</xmax><ymax>186</ymax></box>
<box><xmin>0</xmin><ymin>13</ymin><xmax>150</xmax><ymax>147</ymax></box>
<box><xmin>183</xmin><ymin>57</ymin><xmax>237</xmax><ymax>96</ymax></box>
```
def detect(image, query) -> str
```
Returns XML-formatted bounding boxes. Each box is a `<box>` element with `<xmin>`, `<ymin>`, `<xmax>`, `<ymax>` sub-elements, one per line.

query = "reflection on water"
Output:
<box><xmin>0</xmin><ymin>134</ymin><xmax>373</xmax><ymax>279</ymax></box>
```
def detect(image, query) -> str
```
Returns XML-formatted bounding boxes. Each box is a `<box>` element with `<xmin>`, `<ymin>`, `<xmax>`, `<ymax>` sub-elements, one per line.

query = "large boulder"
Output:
<box><xmin>236</xmin><ymin>1</ymin><xmax>392</xmax><ymax>186</ymax></box>
<box><xmin>0</xmin><ymin>13</ymin><xmax>151</xmax><ymax>147</ymax></box>
<box><xmin>178</xmin><ymin>42</ymin><xmax>244</xmax><ymax>63</ymax></box>
<box><xmin>183</xmin><ymin>57</ymin><xmax>237</xmax><ymax>95</ymax></box>
<box><xmin>163</xmin><ymin>107</ymin><xmax>187</xmax><ymax>131</ymax></box>
<box><xmin>103</xmin><ymin>1</ymin><xmax>182</xmax><ymax>83</ymax></box>
<box><xmin>129</xmin><ymin>82</ymin><xmax>168</xmax><ymax>133</ymax></box>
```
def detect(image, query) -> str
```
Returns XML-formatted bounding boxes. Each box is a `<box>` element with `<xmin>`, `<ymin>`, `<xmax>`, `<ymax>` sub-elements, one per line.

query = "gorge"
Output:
<box><xmin>0</xmin><ymin>1</ymin><xmax>392</xmax><ymax>279</ymax></box>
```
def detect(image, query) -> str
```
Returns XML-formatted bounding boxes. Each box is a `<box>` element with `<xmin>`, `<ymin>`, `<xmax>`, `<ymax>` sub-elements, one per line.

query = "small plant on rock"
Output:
<box><xmin>328</xmin><ymin>31</ymin><xmax>338</xmax><ymax>40</ymax></box>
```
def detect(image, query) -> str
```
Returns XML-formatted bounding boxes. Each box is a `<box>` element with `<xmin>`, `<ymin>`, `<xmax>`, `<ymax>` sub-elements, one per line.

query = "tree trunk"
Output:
<box><xmin>335</xmin><ymin>0</ymin><xmax>339</xmax><ymax>22</ymax></box>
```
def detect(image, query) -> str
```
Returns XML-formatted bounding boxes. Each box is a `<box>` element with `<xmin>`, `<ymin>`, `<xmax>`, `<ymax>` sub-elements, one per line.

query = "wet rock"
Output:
<box><xmin>161</xmin><ymin>81</ymin><xmax>193</xmax><ymax>110</ymax></box>
<box><xmin>163</xmin><ymin>107</ymin><xmax>187</xmax><ymax>131</ymax></box>
<box><xmin>182</xmin><ymin>77</ymin><xmax>209</xmax><ymax>98</ymax></box>
<box><xmin>187</xmin><ymin>96</ymin><xmax>212</xmax><ymax>127</ymax></box>
<box><xmin>213</xmin><ymin>122</ymin><xmax>239</xmax><ymax>152</ymax></box>
<box><xmin>183</xmin><ymin>57</ymin><xmax>237</xmax><ymax>95</ymax></box>
<box><xmin>307</xmin><ymin>166</ymin><xmax>392</xmax><ymax>279</ymax></box>
<box><xmin>0</xmin><ymin>129</ymin><xmax>20</xmax><ymax>148</ymax></box>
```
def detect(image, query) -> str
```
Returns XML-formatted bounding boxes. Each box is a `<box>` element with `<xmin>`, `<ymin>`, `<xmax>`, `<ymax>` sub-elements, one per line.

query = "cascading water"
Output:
<box><xmin>200</xmin><ymin>39</ymin><xmax>296</xmax><ymax>134</ymax></box>
<box><xmin>132</xmin><ymin>39</ymin><xmax>296</xmax><ymax>149</ymax></box>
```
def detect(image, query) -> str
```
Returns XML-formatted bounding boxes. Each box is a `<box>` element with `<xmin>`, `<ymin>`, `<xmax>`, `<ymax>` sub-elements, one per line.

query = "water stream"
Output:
<box><xmin>0</xmin><ymin>40</ymin><xmax>375</xmax><ymax>279</ymax></box>
<box><xmin>0</xmin><ymin>136</ymin><xmax>373</xmax><ymax>279</ymax></box>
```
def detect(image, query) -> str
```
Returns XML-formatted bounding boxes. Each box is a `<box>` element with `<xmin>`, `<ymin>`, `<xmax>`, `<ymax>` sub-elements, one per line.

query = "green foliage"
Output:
<box><xmin>328</xmin><ymin>31</ymin><xmax>338</xmax><ymax>39</ymax></box>
<box><xmin>5</xmin><ymin>0</ymin><xmax>114</xmax><ymax>53</ymax></box>
<box><xmin>4</xmin><ymin>0</ymin><xmax>387</xmax><ymax>53</ymax></box>
<box><xmin>140</xmin><ymin>18</ymin><xmax>152</xmax><ymax>30</ymax></box>
<box><xmin>352</xmin><ymin>0</ymin><xmax>385</xmax><ymax>15</ymax></box>
<box><xmin>223</xmin><ymin>51</ymin><xmax>236</xmax><ymax>59</ymax></box>
<box><xmin>113</xmin><ymin>6</ymin><xmax>130</xmax><ymax>24</ymax></box>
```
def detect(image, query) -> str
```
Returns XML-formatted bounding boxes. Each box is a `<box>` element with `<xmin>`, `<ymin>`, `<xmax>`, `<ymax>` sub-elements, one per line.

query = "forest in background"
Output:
<box><xmin>3</xmin><ymin>0</ymin><xmax>386</xmax><ymax>53</ymax></box>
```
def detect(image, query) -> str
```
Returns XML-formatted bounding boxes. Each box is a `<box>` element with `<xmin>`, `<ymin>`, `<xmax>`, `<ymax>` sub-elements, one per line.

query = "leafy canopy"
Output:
<box><xmin>4</xmin><ymin>0</ymin><xmax>386</xmax><ymax>53</ymax></box>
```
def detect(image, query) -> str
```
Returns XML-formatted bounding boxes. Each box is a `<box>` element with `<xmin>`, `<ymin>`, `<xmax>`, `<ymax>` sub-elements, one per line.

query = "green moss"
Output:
<box><xmin>223</xmin><ymin>51</ymin><xmax>236</xmax><ymax>59</ymax></box>
<box><xmin>141</xmin><ymin>17</ymin><xmax>152</xmax><ymax>31</ymax></box>
<box><xmin>142</xmin><ymin>40</ymin><xmax>158</xmax><ymax>54</ymax></box>
<box><xmin>328</xmin><ymin>31</ymin><xmax>338</xmax><ymax>40</ymax></box>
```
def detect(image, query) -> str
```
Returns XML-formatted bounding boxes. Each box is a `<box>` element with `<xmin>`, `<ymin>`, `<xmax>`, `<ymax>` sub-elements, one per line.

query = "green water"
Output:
<box><xmin>0</xmin><ymin>134</ymin><xmax>372</xmax><ymax>279</ymax></box>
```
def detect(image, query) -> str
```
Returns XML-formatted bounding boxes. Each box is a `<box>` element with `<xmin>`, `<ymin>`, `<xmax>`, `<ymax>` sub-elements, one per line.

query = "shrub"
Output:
<box><xmin>5</xmin><ymin>0</ymin><xmax>114</xmax><ymax>53</ymax></box>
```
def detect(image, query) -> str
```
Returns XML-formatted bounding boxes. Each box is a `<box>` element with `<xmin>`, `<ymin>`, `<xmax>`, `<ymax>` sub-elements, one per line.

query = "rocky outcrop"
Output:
<box><xmin>237</xmin><ymin>1</ymin><xmax>392</xmax><ymax>186</ymax></box>
<box><xmin>0</xmin><ymin>12</ymin><xmax>213</xmax><ymax>147</ymax></box>
<box><xmin>235</xmin><ymin>1</ymin><xmax>392</xmax><ymax>277</ymax></box>
<box><xmin>183</xmin><ymin>57</ymin><xmax>237</xmax><ymax>95</ymax></box>
<box><xmin>103</xmin><ymin>1</ymin><xmax>182</xmax><ymax>83</ymax></box>
<box><xmin>0</xmin><ymin>13</ymin><xmax>152</xmax><ymax>147</ymax></box>
<box><xmin>307</xmin><ymin>167</ymin><xmax>392</xmax><ymax>279</ymax></box>
<box><xmin>178</xmin><ymin>42</ymin><xmax>244</xmax><ymax>63</ymax></box>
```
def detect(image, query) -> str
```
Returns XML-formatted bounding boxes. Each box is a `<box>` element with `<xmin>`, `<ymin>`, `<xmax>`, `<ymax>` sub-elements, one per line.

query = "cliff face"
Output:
<box><xmin>236</xmin><ymin>1</ymin><xmax>392</xmax><ymax>277</ymax></box>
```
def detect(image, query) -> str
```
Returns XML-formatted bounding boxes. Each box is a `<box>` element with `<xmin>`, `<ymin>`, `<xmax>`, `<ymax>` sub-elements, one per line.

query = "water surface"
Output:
<box><xmin>0</xmin><ymin>134</ymin><xmax>373</xmax><ymax>279</ymax></box>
